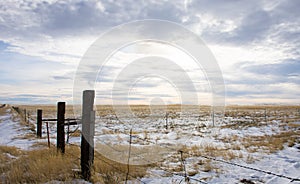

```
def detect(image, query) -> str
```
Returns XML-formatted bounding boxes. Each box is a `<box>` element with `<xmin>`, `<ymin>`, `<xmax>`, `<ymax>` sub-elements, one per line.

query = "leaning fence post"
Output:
<box><xmin>37</xmin><ymin>109</ymin><xmax>42</xmax><ymax>138</ymax></box>
<box><xmin>81</xmin><ymin>90</ymin><xmax>95</xmax><ymax>181</ymax></box>
<box><xmin>57</xmin><ymin>102</ymin><xmax>65</xmax><ymax>154</ymax></box>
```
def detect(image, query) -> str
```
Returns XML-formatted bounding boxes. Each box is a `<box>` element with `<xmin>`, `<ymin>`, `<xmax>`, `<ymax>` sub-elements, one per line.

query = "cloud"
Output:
<box><xmin>0</xmin><ymin>0</ymin><xmax>299</xmax><ymax>104</ymax></box>
<box><xmin>52</xmin><ymin>75</ymin><xmax>73</xmax><ymax>81</ymax></box>
<box><xmin>243</xmin><ymin>59</ymin><xmax>299</xmax><ymax>76</ymax></box>
<box><xmin>227</xmin><ymin>59</ymin><xmax>300</xmax><ymax>85</ymax></box>
<box><xmin>228</xmin><ymin>10</ymin><xmax>272</xmax><ymax>44</ymax></box>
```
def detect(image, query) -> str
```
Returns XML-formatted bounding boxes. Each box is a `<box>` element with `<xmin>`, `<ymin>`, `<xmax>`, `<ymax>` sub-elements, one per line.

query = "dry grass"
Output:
<box><xmin>0</xmin><ymin>145</ymin><xmax>80</xmax><ymax>183</ymax></box>
<box><xmin>0</xmin><ymin>146</ymin><xmax>23</xmax><ymax>172</ymax></box>
<box><xmin>69</xmin><ymin>129</ymin><xmax>81</xmax><ymax>137</ymax></box>
<box><xmin>242</xmin><ymin>130</ymin><xmax>299</xmax><ymax>154</ymax></box>
<box><xmin>177</xmin><ymin>129</ymin><xmax>298</xmax><ymax>170</ymax></box>
<box><xmin>16</xmin><ymin>104</ymin><xmax>300</xmax><ymax>127</ymax></box>
<box><xmin>0</xmin><ymin>144</ymin><xmax>152</xmax><ymax>184</ymax></box>
<box><xmin>182</xmin><ymin>144</ymin><xmax>230</xmax><ymax>159</ymax></box>
<box><xmin>287</xmin><ymin>122</ymin><xmax>300</xmax><ymax>128</ymax></box>
<box><xmin>245</xmin><ymin>154</ymin><xmax>256</xmax><ymax>164</ymax></box>
<box><xmin>92</xmin><ymin>152</ymin><xmax>150</xmax><ymax>183</ymax></box>
<box><xmin>15</xmin><ymin>132</ymin><xmax>36</xmax><ymax>140</ymax></box>
<box><xmin>195</xmin><ymin>159</ymin><xmax>219</xmax><ymax>173</ymax></box>
<box><xmin>203</xmin><ymin>160</ymin><xmax>216</xmax><ymax>172</ymax></box>
<box><xmin>3</xmin><ymin>104</ymin><xmax>299</xmax><ymax>182</ymax></box>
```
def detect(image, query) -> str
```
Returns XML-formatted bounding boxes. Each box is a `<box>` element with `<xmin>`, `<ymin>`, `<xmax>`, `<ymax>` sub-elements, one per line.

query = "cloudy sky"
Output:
<box><xmin>0</xmin><ymin>0</ymin><xmax>299</xmax><ymax>105</ymax></box>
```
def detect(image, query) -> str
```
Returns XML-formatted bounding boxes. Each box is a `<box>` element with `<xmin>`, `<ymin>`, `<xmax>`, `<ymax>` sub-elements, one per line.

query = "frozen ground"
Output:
<box><xmin>0</xmin><ymin>106</ymin><xmax>36</xmax><ymax>149</ymax></box>
<box><xmin>0</xmin><ymin>105</ymin><xmax>299</xmax><ymax>183</ymax></box>
<box><xmin>94</xmin><ymin>116</ymin><xmax>300</xmax><ymax>183</ymax></box>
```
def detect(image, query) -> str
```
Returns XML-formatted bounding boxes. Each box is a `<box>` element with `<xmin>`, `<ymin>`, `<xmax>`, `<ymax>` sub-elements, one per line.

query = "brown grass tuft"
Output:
<box><xmin>242</xmin><ymin>130</ymin><xmax>299</xmax><ymax>153</ymax></box>
<box><xmin>0</xmin><ymin>145</ymin><xmax>80</xmax><ymax>183</ymax></box>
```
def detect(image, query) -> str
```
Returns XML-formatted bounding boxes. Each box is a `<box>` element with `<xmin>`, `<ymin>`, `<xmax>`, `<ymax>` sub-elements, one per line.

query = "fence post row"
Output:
<box><xmin>57</xmin><ymin>102</ymin><xmax>66</xmax><ymax>154</ymax></box>
<box><xmin>81</xmin><ymin>90</ymin><xmax>95</xmax><ymax>181</ymax></box>
<box><xmin>37</xmin><ymin>109</ymin><xmax>42</xmax><ymax>138</ymax></box>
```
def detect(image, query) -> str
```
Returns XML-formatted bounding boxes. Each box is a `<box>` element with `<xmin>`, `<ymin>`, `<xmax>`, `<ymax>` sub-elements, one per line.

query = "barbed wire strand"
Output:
<box><xmin>198</xmin><ymin>155</ymin><xmax>300</xmax><ymax>182</ymax></box>
<box><xmin>97</xmin><ymin>123</ymin><xmax>300</xmax><ymax>183</ymax></box>
<box><xmin>25</xmin><ymin>109</ymin><xmax>300</xmax><ymax>183</ymax></box>
<box><xmin>97</xmin><ymin>129</ymin><xmax>208</xmax><ymax>184</ymax></box>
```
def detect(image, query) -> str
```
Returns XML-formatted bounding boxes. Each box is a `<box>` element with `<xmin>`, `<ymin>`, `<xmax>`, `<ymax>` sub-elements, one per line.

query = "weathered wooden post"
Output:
<box><xmin>46</xmin><ymin>122</ymin><xmax>50</xmax><ymax>148</ymax></box>
<box><xmin>165</xmin><ymin>112</ymin><xmax>168</xmax><ymax>130</ymax></box>
<box><xmin>24</xmin><ymin>109</ymin><xmax>27</xmax><ymax>122</ymax></box>
<box><xmin>180</xmin><ymin>150</ymin><xmax>189</xmax><ymax>183</ymax></box>
<box><xmin>212</xmin><ymin>107</ymin><xmax>215</xmax><ymax>127</ymax></box>
<box><xmin>264</xmin><ymin>108</ymin><xmax>267</xmax><ymax>122</ymax></box>
<box><xmin>37</xmin><ymin>109</ymin><xmax>42</xmax><ymax>138</ymax></box>
<box><xmin>36</xmin><ymin>109</ymin><xmax>43</xmax><ymax>138</ymax></box>
<box><xmin>27</xmin><ymin>112</ymin><xmax>30</xmax><ymax>123</ymax></box>
<box><xmin>57</xmin><ymin>102</ymin><xmax>65</xmax><ymax>154</ymax></box>
<box><xmin>81</xmin><ymin>90</ymin><xmax>95</xmax><ymax>181</ymax></box>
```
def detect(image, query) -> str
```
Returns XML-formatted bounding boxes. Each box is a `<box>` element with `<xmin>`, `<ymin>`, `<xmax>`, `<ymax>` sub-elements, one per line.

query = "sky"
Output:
<box><xmin>0</xmin><ymin>0</ymin><xmax>299</xmax><ymax>105</ymax></box>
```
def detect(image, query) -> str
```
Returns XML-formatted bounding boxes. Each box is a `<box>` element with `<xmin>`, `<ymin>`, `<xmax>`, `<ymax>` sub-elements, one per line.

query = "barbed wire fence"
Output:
<box><xmin>101</xmin><ymin>126</ymin><xmax>300</xmax><ymax>183</ymax></box>
<box><xmin>8</xmin><ymin>105</ymin><xmax>300</xmax><ymax>183</ymax></box>
<box><xmin>43</xmin><ymin>110</ymin><xmax>300</xmax><ymax>183</ymax></box>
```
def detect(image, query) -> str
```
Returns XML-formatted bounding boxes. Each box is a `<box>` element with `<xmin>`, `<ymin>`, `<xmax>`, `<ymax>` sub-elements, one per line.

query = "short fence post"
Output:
<box><xmin>212</xmin><ymin>107</ymin><xmax>215</xmax><ymax>127</ymax></box>
<box><xmin>81</xmin><ymin>90</ymin><xmax>95</xmax><ymax>181</ymax></box>
<box><xmin>66</xmin><ymin>123</ymin><xmax>70</xmax><ymax>144</ymax></box>
<box><xmin>57</xmin><ymin>102</ymin><xmax>65</xmax><ymax>154</ymax></box>
<box><xmin>27</xmin><ymin>112</ymin><xmax>30</xmax><ymax>123</ymax></box>
<box><xmin>46</xmin><ymin>122</ymin><xmax>50</xmax><ymax>148</ymax></box>
<box><xmin>264</xmin><ymin>108</ymin><xmax>267</xmax><ymax>122</ymax></box>
<box><xmin>180</xmin><ymin>150</ymin><xmax>189</xmax><ymax>183</ymax></box>
<box><xmin>165</xmin><ymin>112</ymin><xmax>168</xmax><ymax>130</ymax></box>
<box><xmin>37</xmin><ymin>109</ymin><xmax>42</xmax><ymax>138</ymax></box>
<box><xmin>24</xmin><ymin>109</ymin><xmax>27</xmax><ymax>122</ymax></box>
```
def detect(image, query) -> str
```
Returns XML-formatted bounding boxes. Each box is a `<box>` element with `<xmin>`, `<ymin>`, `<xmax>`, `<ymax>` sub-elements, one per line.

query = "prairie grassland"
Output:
<box><xmin>0</xmin><ymin>146</ymin><xmax>80</xmax><ymax>183</ymax></box>
<box><xmin>18</xmin><ymin>104</ymin><xmax>212</xmax><ymax>117</ymax></box>
<box><xmin>18</xmin><ymin>104</ymin><xmax>300</xmax><ymax>124</ymax></box>
<box><xmin>242</xmin><ymin>130</ymin><xmax>300</xmax><ymax>153</ymax></box>
<box><xmin>0</xmin><ymin>145</ymin><xmax>79</xmax><ymax>183</ymax></box>
<box><xmin>0</xmin><ymin>144</ymin><xmax>150</xmax><ymax>184</ymax></box>
<box><xmin>3</xmin><ymin>104</ymin><xmax>300</xmax><ymax>183</ymax></box>
<box><xmin>17</xmin><ymin>105</ymin><xmax>76</xmax><ymax>118</ymax></box>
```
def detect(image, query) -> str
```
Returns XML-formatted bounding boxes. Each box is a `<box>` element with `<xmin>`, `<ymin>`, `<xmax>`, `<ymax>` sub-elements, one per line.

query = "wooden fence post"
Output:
<box><xmin>24</xmin><ymin>109</ymin><xmax>27</xmax><ymax>122</ymax></box>
<box><xmin>165</xmin><ymin>112</ymin><xmax>168</xmax><ymax>130</ymax></box>
<box><xmin>81</xmin><ymin>90</ymin><xmax>95</xmax><ymax>181</ymax></box>
<box><xmin>212</xmin><ymin>107</ymin><xmax>215</xmax><ymax>127</ymax></box>
<box><xmin>57</xmin><ymin>102</ymin><xmax>65</xmax><ymax>154</ymax></box>
<box><xmin>264</xmin><ymin>108</ymin><xmax>267</xmax><ymax>122</ymax></box>
<box><xmin>46</xmin><ymin>122</ymin><xmax>50</xmax><ymax>148</ymax></box>
<box><xmin>37</xmin><ymin>109</ymin><xmax>42</xmax><ymax>138</ymax></box>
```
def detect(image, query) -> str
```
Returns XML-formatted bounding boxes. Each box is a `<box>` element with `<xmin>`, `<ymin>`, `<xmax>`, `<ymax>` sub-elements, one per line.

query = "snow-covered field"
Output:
<box><xmin>0</xmin><ymin>106</ymin><xmax>36</xmax><ymax>149</ymax></box>
<box><xmin>1</xmin><ymin>104</ymin><xmax>300</xmax><ymax>183</ymax></box>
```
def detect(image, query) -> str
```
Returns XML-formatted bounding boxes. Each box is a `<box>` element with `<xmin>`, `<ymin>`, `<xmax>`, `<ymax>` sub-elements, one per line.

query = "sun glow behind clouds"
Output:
<box><xmin>94</xmin><ymin>41</ymin><xmax>213</xmax><ymax>105</ymax></box>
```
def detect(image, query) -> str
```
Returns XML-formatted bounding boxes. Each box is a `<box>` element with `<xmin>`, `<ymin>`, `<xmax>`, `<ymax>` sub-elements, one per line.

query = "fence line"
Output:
<box><xmin>125</xmin><ymin>129</ymin><xmax>133</xmax><ymax>184</ymax></box>
<box><xmin>11</xmin><ymin>105</ymin><xmax>300</xmax><ymax>183</ymax></box>
<box><xmin>97</xmin><ymin>129</ymin><xmax>208</xmax><ymax>183</ymax></box>
<box><xmin>94</xmin><ymin>123</ymin><xmax>300</xmax><ymax>183</ymax></box>
<box><xmin>198</xmin><ymin>155</ymin><xmax>300</xmax><ymax>182</ymax></box>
